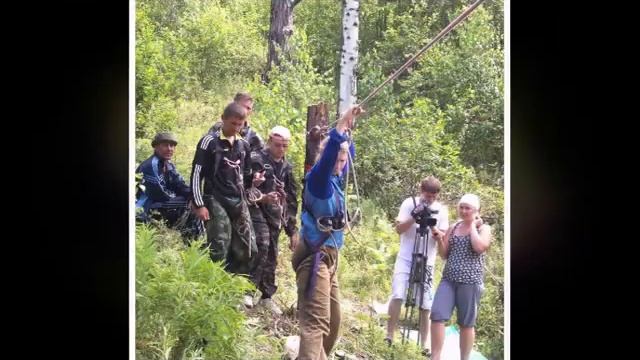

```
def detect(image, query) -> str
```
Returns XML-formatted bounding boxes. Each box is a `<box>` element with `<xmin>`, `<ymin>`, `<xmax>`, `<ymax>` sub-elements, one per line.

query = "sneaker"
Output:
<box><xmin>243</xmin><ymin>295</ymin><xmax>254</xmax><ymax>308</ymax></box>
<box><xmin>258</xmin><ymin>298</ymin><xmax>283</xmax><ymax>315</ymax></box>
<box><xmin>422</xmin><ymin>348</ymin><xmax>431</xmax><ymax>358</ymax></box>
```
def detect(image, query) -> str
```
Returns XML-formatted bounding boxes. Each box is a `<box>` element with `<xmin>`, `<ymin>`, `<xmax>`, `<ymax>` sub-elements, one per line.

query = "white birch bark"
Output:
<box><xmin>338</xmin><ymin>0</ymin><xmax>359</xmax><ymax>116</ymax></box>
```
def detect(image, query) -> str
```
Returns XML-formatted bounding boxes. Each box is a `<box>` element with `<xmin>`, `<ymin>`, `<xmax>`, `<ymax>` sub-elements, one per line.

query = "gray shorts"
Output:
<box><xmin>430</xmin><ymin>279</ymin><xmax>484</xmax><ymax>327</ymax></box>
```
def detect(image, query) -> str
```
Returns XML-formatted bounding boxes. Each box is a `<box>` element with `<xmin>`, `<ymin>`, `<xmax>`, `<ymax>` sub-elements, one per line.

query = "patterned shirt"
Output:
<box><xmin>442</xmin><ymin>222</ymin><xmax>485</xmax><ymax>284</ymax></box>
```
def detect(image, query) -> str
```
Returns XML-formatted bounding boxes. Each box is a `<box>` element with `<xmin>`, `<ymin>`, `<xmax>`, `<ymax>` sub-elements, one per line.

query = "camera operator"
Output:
<box><xmin>385</xmin><ymin>176</ymin><xmax>449</xmax><ymax>356</ymax></box>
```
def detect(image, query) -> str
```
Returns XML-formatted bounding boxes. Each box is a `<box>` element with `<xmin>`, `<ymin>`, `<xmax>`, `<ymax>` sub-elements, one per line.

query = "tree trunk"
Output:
<box><xmin>304</xmin><ymin>102</ymin><xmax>329</xmax><ymax>174</ymax></box>
<box><xmin>264</xmin><ymin>0</ymin><xmax>302</xmax><ymax>82</ymax></box>
<box><xmin>337</xmin><ymin>0</ymin><xmax>359</xmax><ymax>117</ymax></box>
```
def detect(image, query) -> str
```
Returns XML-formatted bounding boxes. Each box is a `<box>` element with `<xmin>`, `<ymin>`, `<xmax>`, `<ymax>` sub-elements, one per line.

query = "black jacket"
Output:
<box><xmin>190</xmin><ymin>131</ymin><xmax>253</xmax><ymax>208</ymax></box>
<box><xmin>250</xmin><ymin>149</ymin><xmax>298</xmax><ymax>236</ymax></box>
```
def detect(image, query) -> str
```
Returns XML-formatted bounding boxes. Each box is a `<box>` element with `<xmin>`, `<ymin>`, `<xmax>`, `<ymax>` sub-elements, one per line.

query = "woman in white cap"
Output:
<box><xmin>429</xmin><ymin>193</ymin><xmax>492</xmax><ymax>360</ymax></box>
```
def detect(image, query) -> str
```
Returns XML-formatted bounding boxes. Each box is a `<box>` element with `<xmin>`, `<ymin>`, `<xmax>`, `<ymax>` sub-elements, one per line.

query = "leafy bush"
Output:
<box><xmin>136</xmin><ymin>225</ymin><xmax>253</xmax><ymax>360</ymax></box>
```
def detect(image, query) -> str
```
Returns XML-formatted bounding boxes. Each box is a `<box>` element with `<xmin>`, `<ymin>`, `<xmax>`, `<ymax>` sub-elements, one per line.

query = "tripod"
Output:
<box><xmin>400</xmin><ymin>200</ymin><xmax>434</xmax><ymax>348</ymax></box>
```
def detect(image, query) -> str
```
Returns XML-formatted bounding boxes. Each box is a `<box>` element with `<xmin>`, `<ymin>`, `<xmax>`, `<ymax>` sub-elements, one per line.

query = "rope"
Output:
<box><xmin>273</xmin><ymin>175</ymin><xmax>288</xmax><ymax>224</ymax></box>
<box><xmin>342</xmin><ymin>136</ymin><xmax>364</xmax><ymax>242</ymax></box>
<box><xmin>348</xmin><ymin>145</ymin><xmax>363</xmax><ymax>216</ymax></box>
<box><xmin>246</xmin><ymin>187</ymin><xmax>264</xmax><ymax>205</ymax></box>
<box><xmin>223</xmin><ymin>156</ymin><xmax>254</xmax><ymax>258</ymax></box>
<box><xmin>327</xmin><ymin>0</ymin><xmax>486</xmax><ymax>130</ymax></box>
<box><xmin>357</xmin><ymin>0</ymin><xmax>486</xmax><ymax>108</ymax></box>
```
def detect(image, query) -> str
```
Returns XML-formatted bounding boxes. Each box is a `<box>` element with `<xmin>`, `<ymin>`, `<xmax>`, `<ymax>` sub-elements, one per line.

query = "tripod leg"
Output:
<box><xmin>401</xmin><ymin>301</ymin><xmax>412</xmax><ymax>344</ymax></box>
<box><xmin>416</xmin><ymin>281</ymin><xmax>424</xmax><ymax>347</ymax></box>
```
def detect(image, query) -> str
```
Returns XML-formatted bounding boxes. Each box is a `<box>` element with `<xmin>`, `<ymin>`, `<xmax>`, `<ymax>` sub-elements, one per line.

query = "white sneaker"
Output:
<box><xmin>258</xmin><ymin>298</ymin><xmax>283</xmax><ymax>315</ymax></box>
<box><xmin>243</xmin><ymin>295</ymin><xmax>254</xmax><ymax>308</ymax></box>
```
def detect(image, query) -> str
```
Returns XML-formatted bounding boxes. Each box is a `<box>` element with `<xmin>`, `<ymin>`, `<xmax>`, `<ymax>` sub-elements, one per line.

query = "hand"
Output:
<box><xmin>194</xmin><ymin>206</ymin><xmax>210</xmax><ymax>221</ymax></box>
<box><xmin>431</xmin><ymin>227</ymin><xmax>443</xmax><ymax>239</ymax></box>
<box><xmin>289</xmin><ymin>232</ymin><xmax>300</xmax><ymax>251</ymax></box>
<box><xmin>252</xmin><ymin>170</ymin><xmax>266</xmax><ymax>187</ymax></box>
<box><xmin>337</xmin><ymin>105</ymin><xmax>364</xmax><ymax>132</ymax></box>
<box><xmin>262</xmin><ymin>191</ymin><xmax>280</xmax><ymax>204</ymax></box>
<box><xmin>474</xmin><ymin>216</ymin><xmax>484</xmax><ymax>229</ymax></box>
<box><xmin>410</xmin><ymin>203</ymin><xmax>425</xmax><ymax>220</ymax></box>
<box><xmin>308</xmin><ymin>125</ymin><xmax>328</xmax><ymax>141</ymax></box>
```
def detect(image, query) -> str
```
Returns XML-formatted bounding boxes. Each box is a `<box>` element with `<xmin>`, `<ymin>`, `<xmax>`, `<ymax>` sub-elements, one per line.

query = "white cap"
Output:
<box><xmin>269</xmin><ymin>125</ymin><xmax>291</xmax><ymax>140</ymax></box>
<box><xmin>458</xmin><ymin>193</ymin><xmax>480</xmax><ymax>210</ymax></box>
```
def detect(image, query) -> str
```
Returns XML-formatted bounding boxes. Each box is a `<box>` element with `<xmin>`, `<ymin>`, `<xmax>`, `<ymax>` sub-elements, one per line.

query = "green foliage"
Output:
<box><xmin>137</xmin><ymin>96</ymin><xmax>180</xmax><ymax>139</ymax></box>
<box><xmin>179</xmin><ymin>0</ymin><xmax>267</xmax><ymax>92</ymax></box>
<box><xmin>356</xmin><ymin>3</ymin><xmax>504</xmax><ymax>185</ymax></box>
<box><xmin>136</xmin><ymin>225</ymin><xmax>253</xmax><ymax>360</ymax></box>
<box><xmin>135</xmin><ymin>0</ymin><xmax>269</xmax><ymax>138</ymax></box>
<box><xmin>339</xmin><ymin>310</ymin><xmax>425</xmax><ymax>360</ymax></box>
<box><xmin>340</xmin><ymin>199</ymin><xmax>399</xmax><ymax>301</ymax></box>
<box><xmin>295</xmin><ymin>0</ymin><xmax>342</xmax><ymax>78</ymax></box>
<box><xmin>399</xmin><ymin>7</ymin><xmax>504</xmax><ymax>180</ymax></box>
<box><xmin>355</xmin><ymin>97</ymin><xmax>478</xmax><ymax>219</ymax></box>
<box><xmin>476</xmin><ymin>238</ymin><xmax>504</xmax><ymax>360</ymax></box>
<box><xmin>246</xmin><ymin>28</ymin><xmax>335</xmax><ymax>181</ymax></box>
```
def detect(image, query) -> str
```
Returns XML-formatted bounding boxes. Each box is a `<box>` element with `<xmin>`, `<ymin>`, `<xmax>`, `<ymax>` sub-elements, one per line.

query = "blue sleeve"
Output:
<box><xmin>141</xmin><ymin>158</ymin><xmax>173</xmax><ymax>202</ymax></box>
<box><xmin>169</xmin><ymin>165</ymin><xmax>191</xmax><ymax>198</ymax></box>
<box><xmin>307</xmin><ymin>128</ymin><xmax>349</xmax><ymax>199</ymax></box>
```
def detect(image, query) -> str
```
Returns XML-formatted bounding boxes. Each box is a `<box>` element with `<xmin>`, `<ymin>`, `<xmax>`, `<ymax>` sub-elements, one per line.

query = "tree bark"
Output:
<box><xmin>304</xmin><ymin>102</ymin><xmax>329</xmax><ymax>174</ymax></box>
<box><xmin>264</xmin><ymin>0</ymin><xmax>301</xmax><ymax>82</ymax></box>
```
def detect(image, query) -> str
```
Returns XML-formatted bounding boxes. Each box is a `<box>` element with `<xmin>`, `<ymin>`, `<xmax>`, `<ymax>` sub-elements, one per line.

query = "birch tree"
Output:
<box><xmin>337</xmin><ymin>0</ymin><xmax>359</xmax><ymax>116</ymax></box>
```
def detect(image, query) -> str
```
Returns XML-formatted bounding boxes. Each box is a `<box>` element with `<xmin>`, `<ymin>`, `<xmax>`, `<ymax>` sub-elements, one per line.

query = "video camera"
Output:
<box><xmin>411</xmin><ymin>203</ymin><xmax>438</xmax><ymax>227</ymax></box>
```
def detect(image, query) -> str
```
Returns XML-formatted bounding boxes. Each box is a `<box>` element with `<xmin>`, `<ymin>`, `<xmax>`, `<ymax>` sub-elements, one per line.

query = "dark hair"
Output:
<box><xmin>222</xmin><ymin>102</ymin><xmax>248</xmax><ymax>120</ymax></box>
<box><xmin>233</xmin><ymin>92</ymin><xmax>253</xmax><ymax>103</ymax></box>
<box><xmin>420</xmin><ymin>176</ymin><xmax>441</xmax><ymax>193</ymax></box>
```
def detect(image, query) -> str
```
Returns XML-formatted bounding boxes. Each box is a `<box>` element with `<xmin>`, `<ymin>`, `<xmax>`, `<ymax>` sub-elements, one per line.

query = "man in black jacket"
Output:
<box><xmin>248</xmin><ymin>125</ymin><xmax>299</xmax><ymax>313</ymax></box>
<box><xmin>190</xmin><ymin>102</ymin><xmax>263</xmax><ymax>277</ymax></box>
<box><xmin>208</xmin><ymin>92</ymin><xmax>263</xmax><ymax>152</ymax></box>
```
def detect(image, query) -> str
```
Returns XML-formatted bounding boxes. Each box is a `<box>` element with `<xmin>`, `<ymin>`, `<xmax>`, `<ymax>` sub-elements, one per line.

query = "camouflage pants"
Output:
<box><xmin>204</xmin><ymin>194</ymin><xmax>257</xmax><ymax>275</ymax></box>
<box><xmin>250</xmin><ymin>221</ymin><xmax>281</xmax><ymax>298</ymax></box>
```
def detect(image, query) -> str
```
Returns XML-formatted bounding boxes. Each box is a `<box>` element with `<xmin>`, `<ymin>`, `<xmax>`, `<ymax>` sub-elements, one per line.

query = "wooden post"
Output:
<box><xmin>304</xmin><ymin>102</ymin><xmax>329</xmax><ymax>175</ymax></box>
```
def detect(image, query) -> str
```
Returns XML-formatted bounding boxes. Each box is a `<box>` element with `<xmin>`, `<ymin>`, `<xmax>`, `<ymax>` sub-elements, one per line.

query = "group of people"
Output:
<box><xmin>137</xmin><ymin>92</ymin><xmax>297</xmax><ymax>313</ymax></box>
<box><xmin>384</xmin><ymin>179</ymin><xmax>492</xmax><ymax>360</ymax></box>
<box><xmin>136</xmin><ymin>92</ymin><xmax>493</xmax><ymax>360</ymax></box>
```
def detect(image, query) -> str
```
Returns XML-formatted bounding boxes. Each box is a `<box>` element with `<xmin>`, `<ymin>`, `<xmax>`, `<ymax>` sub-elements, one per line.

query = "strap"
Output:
<box><xmin>450</xmin><ymin>221</ymin><xmax>463</xmax><ymax>240</ymax></box>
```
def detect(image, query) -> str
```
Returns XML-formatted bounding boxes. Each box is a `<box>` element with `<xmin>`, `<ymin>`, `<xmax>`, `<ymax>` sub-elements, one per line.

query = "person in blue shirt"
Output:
<box><xmin>136</xmin><ymin>132</ymin><xmax>203</xmax><ymax>239</ymax></box>
<box><xmin>291</xmin><ymin>105</ymin><xmax>363</xmax><ymax>360</ymax></box>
